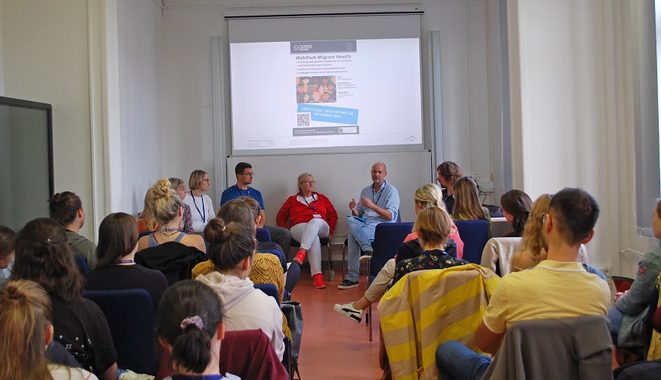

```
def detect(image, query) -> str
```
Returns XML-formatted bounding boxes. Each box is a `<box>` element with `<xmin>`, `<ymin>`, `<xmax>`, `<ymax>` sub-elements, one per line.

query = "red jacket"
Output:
<box><xmin>276</xmin><ymin>193</ymin><xmax>338</xmax><ymax>235</ymax></box>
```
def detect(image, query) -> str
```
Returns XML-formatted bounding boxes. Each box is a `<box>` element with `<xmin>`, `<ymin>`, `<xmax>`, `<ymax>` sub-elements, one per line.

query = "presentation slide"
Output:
<box><xmin>230</xmin><ymin>38</ymin><xmax>422</xmax><ymax>153</ymax></box>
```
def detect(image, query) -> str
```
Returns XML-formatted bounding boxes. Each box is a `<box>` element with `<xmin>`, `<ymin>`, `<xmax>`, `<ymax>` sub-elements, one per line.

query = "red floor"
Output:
<box><xmin>293</xmin><ymin>270</ymin><xmax>382</xmax><ymax>380</ymax></box>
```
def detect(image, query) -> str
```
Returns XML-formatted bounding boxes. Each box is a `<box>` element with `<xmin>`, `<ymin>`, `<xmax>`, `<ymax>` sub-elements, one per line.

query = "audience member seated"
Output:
<box><xmin>334</xmin><ymin>184</ymin><xmax>463</xmax><ymax>323</ymax></box>
<box><xmin>436</xmin><ymin>161</ymin><xmax>463</xmax><ymax>214</ymax></box>
<box><xmin>0</xmin><ymin>226</ymin><xmax>15</xmax><ymax>288</ymax></box>
<box><xmin>196</xmin><ymin>219</ymin><xmax>285</xmax><ymax>360</ymax></box>
<box><xmin>182</xmin><ymin>170</ymin><xmax>215</xmax><ymax>233</ymax></box>
<box><xmin>12</xmin><ymin>218</ymin><xmax>118</xmax><ymax>379</ymax></box>
<box><xmin>136</xmin><ymin>179</ymin><xmax>207</xmax><ymax>285</ymax></box>
<box><xmin>499</xmin><ymin>189</ymin><xmax>532</xmax><ymax>237</ymax></box>
<box><xmin>156</xmin><ymin>280</ymin><xmax>240</xmax><ymax>380</ymax></box>
<box><xmin>49</xmin><ymin>191</ymin><xmax>97</xmax><ymax>270</ymax></box>
<box><xmin>341</xmin><ymin>162</ymin><xmax>400</xmax><ymax>290</ymax></box>
<box><xmin>192</xmin><ymin>197</ymin><xmax>301</xmax><ymax>296</ymax></box>
<box><xmin>85</xmin><ymin>212</ymin><xmax>168</xmax><ymax>311</ymax></box>
<box><xmin>452</xmin><ymin>176</ymin><xmax>491</xmax><ymax>222</ymax></box>
<box><xmin>220</xmin><ymin>161</ymin><xmax>292</xmax><ymax>252</ymax></box>
<box><xmin>276</xmin><ymin>172</ymin><xmax>338</xmax><ymax>289</ymax></box>
<box><xmin>0</xmin><ymin>279</ymin><xmax>99</xmax><ymax>379</ymax></box>
<box><xmin>435</xmin><ymin>188</ymin><xmax>611</xmax><ymax>380</ymax></box>
<box><xmin>169</xmin><ymin>177</ymin><xmax>194</xmax><ymax>234</ymax></box>
<box><xmin>609</xmin><ymin>199</ymin><xmax>661</xmax><ymax>358</ymax></box>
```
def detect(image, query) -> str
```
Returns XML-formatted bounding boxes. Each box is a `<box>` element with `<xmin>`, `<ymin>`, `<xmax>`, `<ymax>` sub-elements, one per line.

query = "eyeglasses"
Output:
<box><xmin>241</xmin><ymin>172</ymin><xmax>255</xmax><ymax>177</ymax></box>
<box><xmin>202</xmin><ymin>178</ymin><xmax>210</xmax><ymax>182</ymax></box>
<box><xmin>301</xmin><ymin>180</ymin><xmax>316</xmax><ymax>185</ymax></box>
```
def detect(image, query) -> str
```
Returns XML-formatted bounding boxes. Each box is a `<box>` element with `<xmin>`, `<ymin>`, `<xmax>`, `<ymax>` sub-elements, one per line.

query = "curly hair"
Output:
<box><xmin>517</xmin><ymin>194</ymin><xmax>552</xmax><ymax>262</ymax></box>
<box><xmin>436</xmin><ymin>161</ymin><xmax>463</xmax><ymax>186</ymax></box>
<box><xmin>11</xmin><ymin>218</ymin><xmax>83</xmax><ymax>302</ymax></box>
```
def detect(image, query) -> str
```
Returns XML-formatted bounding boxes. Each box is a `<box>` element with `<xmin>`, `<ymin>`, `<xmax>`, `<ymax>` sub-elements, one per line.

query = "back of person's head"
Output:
<box><xmin>519</xmin><ymin>194</ymin><xmax>553</xmax><ymax>258</ymax></box>
<box><xmin>436</xmin><ymin>161</ymin><xmax>463</xmax><ymax>185</ymax></box>
<box><xmin>453</xmin><ymin>177</ymin><xmax>488</xmax><ymax>220</ymax></box>
<box><xmin>48</xmin><ymin>191</ymin><xmax>82</xmax><ymax>226</ymax></box>
<box><xmin>96</xmin><ymin>212</ymin><xmax>139</xmax><ymax>268</ymax></box>
<box><xmin>189</xmin><ymin>170</ymin><xmax>208</xmax><ymax>191</ymax></box>
<box><xmin>500</xmin><ymin>189</ymin><xmax>533</xmax><ymax>237</ymax></box>
<box><xmin>0</xmin><ymin>226</ymin><xmax>16</xmax><ymax>261</ymax></box>
<box><xmin>234</xmin><ymin>162</ymin><xmax>252</xmax><ymax>176</ymax></box>
<box><xmin>217</xmin><ymin>198</ymin><xmax>256</xmax><ymax>230</ymax></box>
<box><xmin>156</xmin><ymin>280</ymin><xmax>224</xmax><ymax>374</ymax></box>
<box><xmin>0</xmin><ymin>279</ymin><xmax>53</xmax><ymax>379</ymax></box>
<box><xmin>549</xmin><ymin>188</ymin><xmax>600</xmax><ymax>246</ymax></box>
<box><xmin>11</xmin><ymin>218</ymin><xmax>82</xmax><ymax>302</ymax></box>
<box><xmin>240</xmin><ymin>197</ymin><xmax>261</xmax><ymax>224</ymax></box>
<box><xmin>204</xmin><ymin>218</ymin><xmax>255</xmax><ymax>271</ymax></box>
<box><xmin>414</xmin><ymin>183</ymin><xmax>445</xmax><ymax>210</ymax></box>
<box><xmin>146</xmin><ymin>178</ymin><xmax>182</xmax><ymax>226</ymax></box>
<box><xmin>413</xmin><ymin>206</ymin><xmax>452</xmax><ymax>247</ymax></box>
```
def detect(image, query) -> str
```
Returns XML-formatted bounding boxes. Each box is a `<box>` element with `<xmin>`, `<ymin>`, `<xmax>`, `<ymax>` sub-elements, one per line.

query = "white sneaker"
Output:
<box><xmin>334</xmin><ymin>303</ymin><xmax>363</xmax><ymax>323</ymax></box>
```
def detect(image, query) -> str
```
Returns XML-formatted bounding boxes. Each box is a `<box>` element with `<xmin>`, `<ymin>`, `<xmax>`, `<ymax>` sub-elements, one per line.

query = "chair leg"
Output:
<box><xmin>368</xmin><ymin>303</ymin><xmax>373</xmax><ymax>341</ymax></box>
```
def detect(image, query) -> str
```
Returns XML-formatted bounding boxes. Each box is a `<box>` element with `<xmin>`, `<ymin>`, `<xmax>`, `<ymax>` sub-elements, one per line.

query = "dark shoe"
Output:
<box><xmin>337</xmin><ymin>279</ymin><xmax>359</xmax><ymax>290</ymax></box>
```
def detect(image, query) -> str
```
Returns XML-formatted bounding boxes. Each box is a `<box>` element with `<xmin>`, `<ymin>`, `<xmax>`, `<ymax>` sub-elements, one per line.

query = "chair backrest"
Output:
<box><xmin>83</xmin><ymin>289</ymin><xmax>157</xmax><ymax>375</ymax></box>
<box><xmin>254</xmin><ymin>283</ymin><xmax>280</xmax><ymax>306</ymax></box>
<box><xmin>378</xmin><ymin>264</ymin><xmax>499</xmax><ymax>379</ymax></box>
<box><xmin>370</xmin><ymin>222</ymin><xmax>414</xmax><ymax>278</ymax></box>
<box><xmin>256</xmin><ymin>228</ymin><xmax>272</xmax><ymax>243</ymax></box>
<box><xmin>480</xmin><ymin>237</ymin><xmax>522</xmax><ymax>276</ymax></box>
<box><xmin>483</xmin><ymin>316</ymin><xmax>612</xmax><ymax>380</ymax></box>
<box><xmin>455</xmin><ymin>219</ymin><xmax>490</xmax><ymax>264</ymax></box>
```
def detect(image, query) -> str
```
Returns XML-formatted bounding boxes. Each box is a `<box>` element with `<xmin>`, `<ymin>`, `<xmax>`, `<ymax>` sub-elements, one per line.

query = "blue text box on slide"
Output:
<box><xmin>297</xmin><ymin>104</ymin><xmax>359</xmax><ymax>125</ymax></box>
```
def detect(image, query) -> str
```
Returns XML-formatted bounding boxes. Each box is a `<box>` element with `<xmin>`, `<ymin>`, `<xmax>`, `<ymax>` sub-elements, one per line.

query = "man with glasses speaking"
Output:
<box><xmin>220</xmin><ymin>162</ymin><xmax>292</xmax><ymax>252</ymax></box>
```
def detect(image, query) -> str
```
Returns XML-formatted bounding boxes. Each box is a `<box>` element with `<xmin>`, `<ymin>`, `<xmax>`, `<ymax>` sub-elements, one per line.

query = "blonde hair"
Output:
<box><xmin>146</xmin><ymin>178</ymin><xmax>182</xmax><ymax>225</ymax></box>
<box><xmin>0</xmin><ymin>280</ymin><xmax>53</xmax><ymax>380</ymax></box>
<box><xmin>413</xmin><ymin>206</ymin><xmax>452</xmax><ymax>247</ymax></box>
<box><xmin>188</xmin><ymin>170</ymin><xmax>207</xmax><ymax>191</ymax></box>
<box><xmin>297</xmin><ymin>172</ymin><xmax>313</xmax><ymax>192</ymax></box>
<box><xmin>517</xmin><ymin>194</ymin><xmax>552</xmax><ymax>262</ymax></box>
<box><xmin>414</xmin><ymin>183</ymin><xmax>446</xmax><ymax>210</ymax></box>
<box><xmin>453</xmin><ymin>177</ymin><xmax>489</xmax><ymax>220</ymax></box>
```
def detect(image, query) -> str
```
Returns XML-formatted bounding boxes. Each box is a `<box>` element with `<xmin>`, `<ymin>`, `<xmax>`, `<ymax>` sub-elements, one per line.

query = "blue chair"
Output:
<box><xmin>256</xmin><ymin>228</ymin><xmax>272</xmax><ymax>243</ymax></box>
<box><xmin>254</xmin><ymin>283</ymin><xmax>280</xmax><ymax>306</ymax></box>
<box><xmin>83</xmin><ymin>289</ymin><xmax>157</xmax><ymax>375</ymax></box>
<box><xmin>455</xmin><ymin>219</ymin><xmax>491</xmax><ymax>264</ymax></box>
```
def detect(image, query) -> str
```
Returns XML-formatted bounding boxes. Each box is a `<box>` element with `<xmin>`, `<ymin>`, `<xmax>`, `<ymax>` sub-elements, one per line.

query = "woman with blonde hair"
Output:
<box><xmin>182</xmin><ymin>170</ymin><xmax>215</xmax><ymax>233</ymax></box>
<box><xmin>452</xmin><ymin>177</ymin><xmax>490</xmax><ymax>221</ymax></box>
<box><xmin>511</xmin><ymin>194</ymin><xmax>552</xmax><ymax>271</ymax></box>
<box><xmin>137</xmin><ymin>178</ymin><xmax>206</xmax><ymax>253</ymax></box>
<box><xmin>334</xmin><ymin>183</ymin><xmax>464</xmax><ymax>323</ymax></box>
<box><xmin>276</xmin><ymin>172</ymin><xmax>338</xmax><ymax>289</ymax></box>
<box><xmin>0</xmin><ymin>279</ymin><xmax>99</xmax><ymax>379</ymax></box>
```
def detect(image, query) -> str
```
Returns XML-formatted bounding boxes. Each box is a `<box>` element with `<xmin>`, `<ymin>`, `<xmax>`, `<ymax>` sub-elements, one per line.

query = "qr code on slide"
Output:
<box><xmin>297</xmin><ymin>113</ymin><xmax>310</xmax><ymax>127</ymax></box>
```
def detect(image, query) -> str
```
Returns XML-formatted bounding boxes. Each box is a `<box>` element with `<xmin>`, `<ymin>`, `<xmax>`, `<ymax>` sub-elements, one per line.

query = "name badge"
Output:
<box><xmin>312</xmin><ymin>213</ymin><xmax>322</xmax><ymax>218</ymax></box>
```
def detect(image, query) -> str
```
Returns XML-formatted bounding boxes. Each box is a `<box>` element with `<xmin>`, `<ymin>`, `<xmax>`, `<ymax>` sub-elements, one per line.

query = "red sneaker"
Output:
<box><xmin>293</xmin><ymin>248</ymin><xmax>307</xmax><ymax>265</ymax></box>
<box><xmin>313</xmin><ymin>273</ymin><xmax>326</xmax><ymax>289</ymax></box>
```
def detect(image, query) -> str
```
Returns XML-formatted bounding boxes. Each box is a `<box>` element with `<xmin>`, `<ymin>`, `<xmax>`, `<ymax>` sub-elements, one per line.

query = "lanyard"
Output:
<box><xmin>191</xmin><ymin>195</ymin><xmax>206</xmax><ymax>222</ymax></box>
<box><xmin>372</xmin><ymin>181</ymin><xmax>386</xmax><ymax>206</ymax></box>
<box><xmin>302</xmin><ymin>193</ymin><xmax>317</xmax><ymax>211</ymax></box>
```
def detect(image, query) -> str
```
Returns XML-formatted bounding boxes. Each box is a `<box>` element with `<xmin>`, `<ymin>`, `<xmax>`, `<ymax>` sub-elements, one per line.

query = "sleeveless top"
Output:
<box><xmin>148</xmin><ymin>232</ymin><xmax>185</xmax><ymax>248</ymax></box>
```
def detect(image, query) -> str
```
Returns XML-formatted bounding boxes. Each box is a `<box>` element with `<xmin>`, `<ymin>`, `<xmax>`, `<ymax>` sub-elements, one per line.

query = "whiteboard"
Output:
<box><xmin>226</xmin><ymin>151</ymin><xmax>432</xmax><ymax>238</ymax></box>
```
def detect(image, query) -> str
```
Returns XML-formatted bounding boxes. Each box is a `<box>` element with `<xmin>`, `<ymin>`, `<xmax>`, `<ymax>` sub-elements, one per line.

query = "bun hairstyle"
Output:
<box><xmin>0</xmin><ymin>280</ymin><xmax>53</xmax><ymax>380</ymax></box>
<box><xmin>414</xmin><ymin>183</ymin><xmax>446</xmax><ymax>210</ymax></box>
<box><xmin>48</xmin><ymin>191</ymin><xmax>82</xmax><ymax>226</ymax></box>
<box><xmin>12</xmin><ymin>218</ymin><xmax>83</xmax><ymax>302</ymax></box>
<box><xmin>413</xmin><ymin>206</ymin><xmax>452</xmax><ymax>247</ymax></box>
<box><xmin>156</xmin><ymin>280</ymin><xmax>224</xmax><ymax>374</ymax></box>
<box><xmin>203</xmin><ymin>218</ymin><xmax>255</xmax><ymax>272</ymax></box>
<box><xmin>146</xmin><ymin>178</ymin><xmax>182</xmax><ymax>225</ymax></box>
<box><xmin>96</xmin><ymin>212</ymin><xmax>139</xmax><ymax>268</ymax></box>
<box><xmin>500</xmin><ymin>189</ymin><xmax>533</xmax><ymax>237</ymax></box>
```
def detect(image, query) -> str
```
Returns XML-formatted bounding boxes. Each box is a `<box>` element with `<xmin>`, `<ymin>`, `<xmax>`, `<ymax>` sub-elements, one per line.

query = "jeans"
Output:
<box><xmin>290</xmin><ymin>219</ymin><xmax>329</xmax><ymax>275</ymax></box>
<box><xmin>608</xmin><ymin>305</ymin><xmax>623</xmax><ymax>343</ymax></box>
<box><xmin>436</xmin><ymin>341</ymin><xmax>491</xmax><ymax>380</ymax></box>
<box><xmin>346</xmin><ymin>216</ymin><xmax>377</xmax><ymax>282</ymax></box>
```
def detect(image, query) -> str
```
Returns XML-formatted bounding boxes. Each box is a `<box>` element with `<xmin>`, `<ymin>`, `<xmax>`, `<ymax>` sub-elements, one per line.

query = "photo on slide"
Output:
<box><xmin>296</xmin><ymin>76</ymin><xmax>337</xmax><ymax>104</ymax></box>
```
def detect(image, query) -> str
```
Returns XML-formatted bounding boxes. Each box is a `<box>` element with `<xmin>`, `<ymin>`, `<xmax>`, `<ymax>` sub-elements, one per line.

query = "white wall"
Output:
<box><xmin>0</xmin><ymin>0</ymin><xmax>100</xmax><ymax>239</ymax></box>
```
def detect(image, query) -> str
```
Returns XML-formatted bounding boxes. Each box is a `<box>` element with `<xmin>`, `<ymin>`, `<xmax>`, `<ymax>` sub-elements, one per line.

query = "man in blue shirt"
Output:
<box><xmin>339</xmin><ymin>162</ymin><xmax>400</xmax><ymax>289</ymax></box>
<box><xmin>220</xmin><ymin>162</ymin><xmax>291</xmax><ymax>252</ymax></box>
